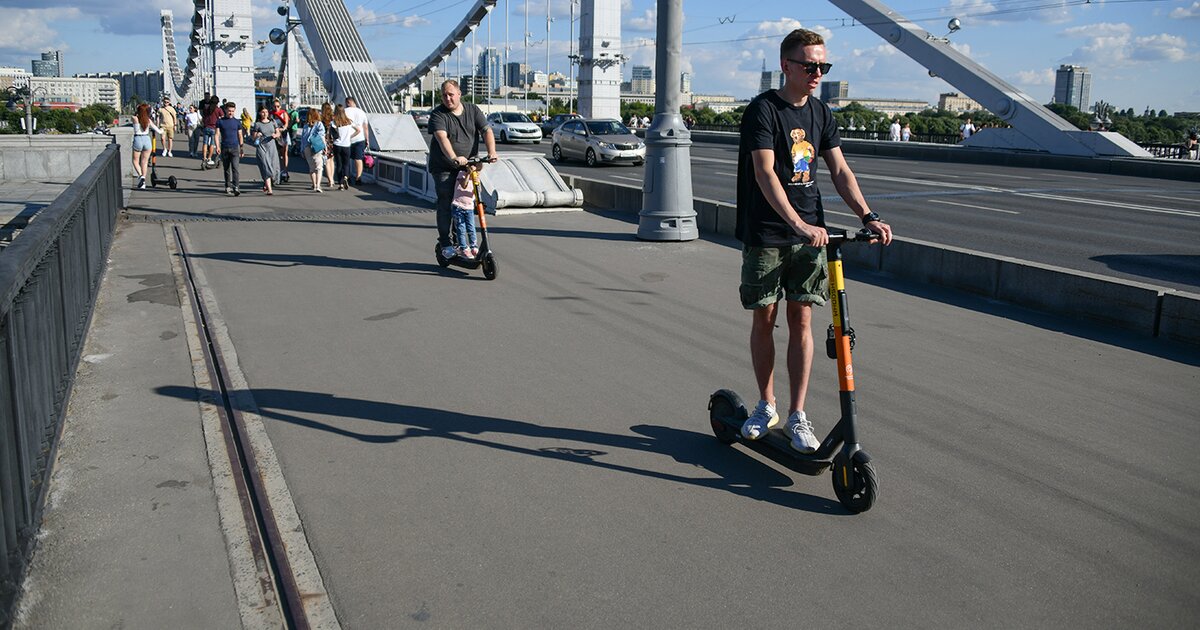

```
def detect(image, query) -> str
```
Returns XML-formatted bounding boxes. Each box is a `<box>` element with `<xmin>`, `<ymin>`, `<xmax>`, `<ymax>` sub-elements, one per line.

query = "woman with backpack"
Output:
<box><xmin>300</xmin><ymin>108</ymin><xmax>327</xmax><ymax>193</ymax></box>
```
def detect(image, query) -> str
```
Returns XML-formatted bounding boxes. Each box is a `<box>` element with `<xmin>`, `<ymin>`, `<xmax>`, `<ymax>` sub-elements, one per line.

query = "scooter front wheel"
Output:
<box><xmin>481</xmin><ymin>255</ymin><xmax>498</xmax><ymax>280</ymax></box>
<box><xmin>832</xmin><ymin>453</ymin><xmax>878</xmax><ymax>513</ymax></box>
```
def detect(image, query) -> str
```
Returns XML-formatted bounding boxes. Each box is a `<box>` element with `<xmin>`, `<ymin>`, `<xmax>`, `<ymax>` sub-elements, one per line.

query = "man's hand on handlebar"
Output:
<box><xmin>864</xmin><ymin>219</ymin><xmax>893</xmax><ymax>245</ymax></box>
<box><xmin>798</xmin><ymin>222</ymin><xmax>829</xmax><ymax>248</ymax></box>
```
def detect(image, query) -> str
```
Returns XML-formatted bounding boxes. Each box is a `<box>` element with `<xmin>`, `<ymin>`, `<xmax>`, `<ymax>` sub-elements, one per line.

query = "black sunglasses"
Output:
<box><xmin>786</xmin><ymin>59</ymin><xmax>833</xmax><ymax>75</ymax></box>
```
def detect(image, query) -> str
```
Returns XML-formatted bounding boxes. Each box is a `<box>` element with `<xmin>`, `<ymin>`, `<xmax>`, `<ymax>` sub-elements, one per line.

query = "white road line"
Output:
<box><xmin>715</xmin><ymin>171</ymin><xmax>738</xmax><ymax>177</ymax></box>
<box><xmin>928</xmin><ymin>199</ymin><xmax>1020</xmax><ymax>215</ymax></box>
<box><xmin>1150</xmin><ymin>194</ymin><xmax>1200</xmax><ymax>204</ymax></box>
<box><xmin>910</xmin><ymin>171</ymin><xmax>960</xmax><ymax>178</ymax></box>
<box><xmin>1053</xmin><ymin>173</ymin><xmax>1098</xmax><ymax>180</ymax></box>
<box><xmin>611</xmin><ymin>175</ymin><xmax>642</xmax><ymax>182</ymax></box>
<box><xmin>1016</xmin><ymin>192</ymin><xmax>1200</xmax><ymax>218</ymax></box>
<box><xmin>855</xmin><ymin>172</ymin><xmax>1011</xmax><ymax>193</ymax></box>
<box><xmin>984</xmin><ymin>172</ymin><xmax>1034</xmax><ymax>180</ymax></box>
<box><xmin>691</xmin><ymin>155</ymin><xmax>738</xmax><ymax>165</ymax></box>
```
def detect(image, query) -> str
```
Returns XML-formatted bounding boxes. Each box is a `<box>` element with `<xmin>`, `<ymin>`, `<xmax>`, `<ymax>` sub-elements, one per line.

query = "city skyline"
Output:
<box><xmin>0</xmin><ymin>0</ymin><xmax>1195</xmax><ymax>112</ymax></box>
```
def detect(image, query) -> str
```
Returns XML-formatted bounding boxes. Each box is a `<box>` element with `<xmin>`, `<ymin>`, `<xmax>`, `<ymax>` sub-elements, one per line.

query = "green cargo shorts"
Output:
<box><xmin>739</xmin><ymin>244</ymin><xmax>828</xmax><ymax>309</ymax></box>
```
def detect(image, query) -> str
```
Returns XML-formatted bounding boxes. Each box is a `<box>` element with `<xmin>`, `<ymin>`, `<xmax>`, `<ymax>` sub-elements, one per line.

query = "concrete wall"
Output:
<box><xmin>561</xmin><ymin>173</ymin><xmax>1200</xmax><ymax>346</ymax></box>
<box><xmin>0</xmin><ymin>132</ymin><xmax>128</xmax><ymax>183</ymax></box>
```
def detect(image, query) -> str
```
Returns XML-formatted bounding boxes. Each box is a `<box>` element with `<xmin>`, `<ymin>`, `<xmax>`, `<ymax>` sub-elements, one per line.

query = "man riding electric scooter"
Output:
<box><xmin>427</xmin><ymin>79</ymin><xmax>498</xmax><ymax>261</ymax></box>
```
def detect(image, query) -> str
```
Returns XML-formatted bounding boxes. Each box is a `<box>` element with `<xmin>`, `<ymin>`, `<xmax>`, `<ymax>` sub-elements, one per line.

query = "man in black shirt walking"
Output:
<box><xmin>735</xmin><ymin>29</ymin><xmax>892</xmax><ymax>452</ymax></box>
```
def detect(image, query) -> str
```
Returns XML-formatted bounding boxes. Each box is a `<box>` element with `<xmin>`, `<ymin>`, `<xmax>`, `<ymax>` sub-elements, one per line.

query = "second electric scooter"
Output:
<box><xmin>708</xmin><ymin>228</ymin><xmax>882</xmax><ymax>513</ymax></box>
<box><xmin>434</xmin><ymin>157</ymin><xmax>499</xmax><ymax>280</ymax></box>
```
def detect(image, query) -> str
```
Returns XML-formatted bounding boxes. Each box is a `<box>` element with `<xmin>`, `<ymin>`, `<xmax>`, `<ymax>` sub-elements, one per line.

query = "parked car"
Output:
<box><xmin>410</xmin><ymin>110</ymin><xmax>431</xmax><ymax>128</ymax></box>
<box><xmin>540</xmin><ymin>113</ymin><xmax>582</xmax><ymax>137</ymax></box>
<box><xmin>487</xmin><ymin>112</ymin><xmax>542</xmax><ymax>143</ymax></box>
<box><xmin>551</xmin><ymin>119</ymin><xmax>645</xmax><ymax>166</ymax></box>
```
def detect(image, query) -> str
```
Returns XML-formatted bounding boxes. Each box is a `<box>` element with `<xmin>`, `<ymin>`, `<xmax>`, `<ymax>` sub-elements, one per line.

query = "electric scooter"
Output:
<box><xmin>434</xmin><ymin>157</ymin><xmax>499</xmax><ymax>280</ymax></box>
<box><xmin>148</xmin><ymin>134</ymin><xmax>178</xmax><ymax>189</ymax></box>
<box><xmin>708</xmin><ymin>228</ymin><xmax>882</xmax><ymax>513</ymax></box>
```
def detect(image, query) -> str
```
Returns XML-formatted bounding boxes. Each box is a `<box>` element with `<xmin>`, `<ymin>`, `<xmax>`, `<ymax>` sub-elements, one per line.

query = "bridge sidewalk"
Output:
<box><xmin>12</xmin><ymin>155</ymin><xmax>424</xmax><ymax>628</ymax></box>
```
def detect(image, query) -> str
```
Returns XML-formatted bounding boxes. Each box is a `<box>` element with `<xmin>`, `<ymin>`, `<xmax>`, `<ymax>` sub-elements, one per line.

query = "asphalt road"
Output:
<box><xmin>154</xmin><ymin>158</ymin><xmax>1200</xmax><ymax>628</ymax></box>
<box><xmin>479</xmin><ymin>133</ymin><xmax>1200</xmax><ymax>291</ymax></box>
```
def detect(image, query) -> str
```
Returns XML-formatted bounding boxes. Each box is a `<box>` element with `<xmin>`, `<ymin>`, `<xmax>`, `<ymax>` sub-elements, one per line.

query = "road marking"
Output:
<box><xmin>715</xmin><ymin>171</ymin><xmax>738</xmax><ymax>177</ymax></box>
<box><xmin>927</xmin><ymin>198</ymin><xmax>1020</xmax><ymax>215</ymax></box>
<box><xmin>611</xmin><ymin>175</ymin><xmax>642</xmax><ymax>182</ymax></box>
<box><xmin>1016</xmin><ymin>192</ymin><xmax>1200</xmax><ymax>218</ymax></box>
<box><xmin>985</xmin><ymin>172</ymin><xmax>1034</xmax><ymax>180</ymax></box>
<box><xmin>1150</xmin><ymin>194</ymin><xmax>1200</xmax><ymax>203</ymax></box>
<box><xmin>691</xmin><ymin>155</ymin><xmax>738</xmax><ymax>166</ymax></box>
<box><xmin>855</xmin><ymin>172</ymin><xmax>1011</xmax><ymax>194</ymax></box>
<box><xmin>1053</xmin><ymin>173</ymin><xmax>1098</xmax><ymax>181</ymax></box>
<box><xmin>910</xmin><ymin>170</ymin><xmax>960</xmax><ymax>178</ymax></box>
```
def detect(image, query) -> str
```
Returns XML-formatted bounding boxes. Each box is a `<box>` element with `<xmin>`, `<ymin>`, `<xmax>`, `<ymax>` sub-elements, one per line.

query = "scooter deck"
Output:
<box><xmin>709</xmin><ymin>410</ymin><xmax>832</xmax><ymax>477</ymax></box>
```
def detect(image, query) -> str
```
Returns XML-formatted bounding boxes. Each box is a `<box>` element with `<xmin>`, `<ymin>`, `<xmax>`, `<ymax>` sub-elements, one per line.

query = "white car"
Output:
<box><xmin>487</xmin><ymin>112</ymin><xmax>542</xmax><ymax>144</ymax></box>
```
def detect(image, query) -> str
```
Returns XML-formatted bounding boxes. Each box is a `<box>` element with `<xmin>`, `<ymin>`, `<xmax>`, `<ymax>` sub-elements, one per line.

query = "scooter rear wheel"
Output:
<box><xmin>481</xmin><ymin>255</ymin><xmax>498</xmax><ymax>280</ymax></box>
<box><xmin>168</xmin><ymin>176</ymin><xmax>178</xmax><ymax>190</ymax></box>
<box><xmin>832</xmin><ymin>453</ymin><xmax>878</xmax><ymax>513</ymax></box>
<box><xmin>435</xmin><ymin>243</ymin><xmax>451</xmax><ymax>268</ymax></box>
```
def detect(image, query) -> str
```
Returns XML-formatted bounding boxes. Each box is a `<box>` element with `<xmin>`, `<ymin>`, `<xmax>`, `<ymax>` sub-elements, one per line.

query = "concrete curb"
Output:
<box><xmin>560</xmin><ymin>174</ymin><xmax>1200</xmax><ymax>346</ymax></box>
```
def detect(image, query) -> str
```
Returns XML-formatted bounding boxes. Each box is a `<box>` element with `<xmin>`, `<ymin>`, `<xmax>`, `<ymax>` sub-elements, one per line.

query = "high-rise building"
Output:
<box><xmin>505</xmin><ymin>62</ymin><xmax>529</xmax><ymax>88</ymax></box>
<box><xmin>459</xmin><ymin>74</ymin><xmax>490</xmax><ymax>99</ymax></box>
<box><xmin>1053</xmin><ymin>65</ymin><xmax>1091</xmax><ymax>111</ymax></box>
<box><xmin>631</xmin><ymin>65</ymin><xmax>653</xmax><ymax>94</ymax></box>
<box><xmin>477</xmin><ymin>48</ymin><xmax>502</xmax><ymax>93</ymax></box>
<box><xmin>31</xmin><ymin>50</ymin><xmax>63</xmax><ymax>77</ymax></box>
<box><xmin>759</xmin><ymin>59</ymin><xmax>783</xmax><ymax>93</ymax></box>
<box><xmin>75</xmin><ymin>71</ymin><xmax>163</xmax><ymax>107</ymax></box>
<box><xmin>820</xmin><ymin>81</ymin><xmax>848</xmax><ymax>102</ymax></box>
<box><xmin>680</xmin><ymin>72</ymin><xmax>691</xmax><ymax>94</ymax></box>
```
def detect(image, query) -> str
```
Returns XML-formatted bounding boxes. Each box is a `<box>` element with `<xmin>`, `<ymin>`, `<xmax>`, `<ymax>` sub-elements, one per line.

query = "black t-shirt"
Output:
<box><xmin>427</xmin><ymin>103</ymin><xmax>488</xmax><ymax>173</ymax></box>
<box><xmin>736</xmin><ymin>90</ymin><xmax>841</xmax><ymax>246</ymax></box>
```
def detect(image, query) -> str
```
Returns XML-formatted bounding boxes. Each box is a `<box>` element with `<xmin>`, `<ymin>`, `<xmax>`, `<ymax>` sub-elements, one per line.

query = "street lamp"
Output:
<box><xmin>5</xmin><ymin>85</ymin><xmax>49</xmax><ymax>136</ymax></box>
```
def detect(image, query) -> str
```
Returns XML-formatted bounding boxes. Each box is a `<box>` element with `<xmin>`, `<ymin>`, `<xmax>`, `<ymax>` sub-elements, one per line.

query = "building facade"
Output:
<box><xmin>820</xmin><ymin>81</ymin><xmax>848</xmax><ymax>102</ymax></box>
<box><xmin>1053</xmin><ymin>65</ymin><xmax>1091</xmax><ymax>111</ymax></box>
<box><xmin>75</xmin><ymin>71</ymin><xmax>164</xmax><ymax>108</ymax></box>
<box><xmin>759</xmin><ymin>59</ymin><xmax>783</xmax><ymax>94</ymax></box>
<box><xmin>31</xmin><ymin>50</ymin><xmax>64</xmax><ymax>77</ymax></box>
<box><xmin>477</xmin><ymin>48</ymin><xmax>502</xmax><ymax>93</ymax></box>
<box><xmin>938</xmin><ymin>92</ymin><xmax>983</xmax><ymax>113</ymax></box>
<box><xmin>680</xmin><ymin>72</ymin><xmax>691</xmax><ymax>95</ymax></box>
<box><xmin>631</xmin><ymin>65</ymin><xmax>653</xmax><ymax>94</ymax></box>
<box><xmin>28</xmin><ymin>76</ymin><xmax>120</xmax><ymax>109</ymax></box>
<box><xmin>505</xmin><ymin>62</ymin><xmax>529</xmax><ymax>88</ymax></box>
<box><xmin>827</xmin><ymin>97</ymin><xmax>929</xmax><ymax>117</ymax></box>
<box><xmin>577</xmin><ymin>0</ymin><xmax>622</xmax><ymax>119</ymax></box>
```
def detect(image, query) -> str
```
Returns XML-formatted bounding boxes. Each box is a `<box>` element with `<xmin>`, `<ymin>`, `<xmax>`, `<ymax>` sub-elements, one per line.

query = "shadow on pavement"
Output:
<box><xmin>1091</xmin><ymin>253</ymin><xmax>1200</xmax><ymax>291</ymax></box>
<box><xmin>155</xmin><ymin>385</ymin><xmax>850</xmax><ymax>515</ymax></box>
<box><xmin>182</xmin><ymin>251</ymin><xmax>477</xmax><ymax>278</ymax></box>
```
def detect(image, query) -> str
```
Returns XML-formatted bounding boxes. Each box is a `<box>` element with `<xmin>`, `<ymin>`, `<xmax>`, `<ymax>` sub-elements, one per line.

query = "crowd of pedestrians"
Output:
<box><xmin>132</xmin><ymin>94</ymin><xmax>371</xmax><ymax>196</ymax></box>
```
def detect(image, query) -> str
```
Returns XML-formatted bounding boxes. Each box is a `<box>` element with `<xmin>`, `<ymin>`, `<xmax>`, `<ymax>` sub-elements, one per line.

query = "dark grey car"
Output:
<box><xmin>551</xmin><ymin>119</ymin><xmax>646</xmax><ymax>167</ymax></box>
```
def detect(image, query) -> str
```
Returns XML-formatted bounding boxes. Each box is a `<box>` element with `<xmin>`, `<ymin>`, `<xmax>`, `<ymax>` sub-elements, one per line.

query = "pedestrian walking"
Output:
<box><xmin>270</xmin><ymin>99</ymin><xmax>291</xmax><ymax>182</ymax></box>
<box><xmin>901</xmin><ymin>122</ymin><xmax>911</xmax><ymax>142</ymax></box>
<box><xmin>300</xmin><ymin>109</ymin><xmax>327</xmax><ymax>193</ymax></box>
<box><xmin>888</xmin><ymin>117</ymin><xmax>901</xmax><ymax>142</ymax></box>
<box><xmin>320</xmin><ymin>102</ymin><xmax>337</xmax><ymax>189</ymax></box>
<box><xmin>344</xmin><ymin>96</ymin><xmax>370</xmax><ymax>185</ymax></box>
<box><xmin>158</xmin><ymin>98</ymin><xmax>177</xmax><ymax>156</ymax></box>
<box><xmin>331</xmin><ymin>104</ymin><xmax>360</xmax><ymax>190</ymax></box>
<box><xmin>185</xmin><ymin>105</ymin><xmax>201</xmax><ymax>156</ymax></box>
<box><xmin>250</xmin><ymin>107</ymin><xmax>281</xmax><ymax>194</ymax></box>
<box><xmin>201</xmin><ymin>94</ymin><xmax>220</xmax><ymax>167</ymax></box>
<box><xmin>214</xmin><ymin>101</ymin><xmax>244</xmax><ymax>196</ymax></box>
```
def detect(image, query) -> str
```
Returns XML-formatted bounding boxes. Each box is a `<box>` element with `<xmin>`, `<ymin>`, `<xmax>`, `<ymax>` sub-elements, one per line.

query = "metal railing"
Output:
<box><xmin>0</xmin><ymin>144</ymin><xmax>121</xmax><ymax>623</ymax></box>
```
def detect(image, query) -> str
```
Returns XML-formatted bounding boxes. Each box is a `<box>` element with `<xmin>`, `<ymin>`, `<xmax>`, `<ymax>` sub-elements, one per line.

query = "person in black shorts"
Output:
<box><xmin>736</xmin><ymin>28</ymin><xmax>893</xmax><ymax>452</ymax></box>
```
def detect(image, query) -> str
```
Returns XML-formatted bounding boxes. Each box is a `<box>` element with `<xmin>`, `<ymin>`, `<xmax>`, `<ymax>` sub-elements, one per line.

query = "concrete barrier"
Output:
<box><xmin>669</xmin><ymin>130</ymin><xmax>1200</xmax><ymax>183</ymax></box>
<box><xmin>560</xmin><ymin>173</ymin><xmax>1196</xmax><ymax>345</ymax></box>
<box><xmin>0</xmin><ymin>133</ymin><xmax>124</xmax><ymax>183</ymax></box>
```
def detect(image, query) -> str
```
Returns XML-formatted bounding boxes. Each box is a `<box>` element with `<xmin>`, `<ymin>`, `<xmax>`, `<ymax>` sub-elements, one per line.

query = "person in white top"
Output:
<box><xmin>131</xmin><ymin>103</ymin><xmax>164</xmax><ymax>189</ymax></box>
<box><xmin>888</xmin><ymin>117</ymin><xmax>901</xmax><ymax>142</ymax></box>
<box><xmin>343</xmin><ymin>96</ymin><xmax>370</xmax><ymax>185</ymax></box>
<box><xmin>185</xmin><ymin>106</ymin><xmax>202</xmax><ymax>156</ymax></box>
<box><xmin>331</xmin><ymin>104</ymin><xmax>362</xmax><ymax>190</ymax></box>
<box><xmin>960</xmin><ymin>117</ymin><xmax>976</xmax><ymax>141</ymax></box>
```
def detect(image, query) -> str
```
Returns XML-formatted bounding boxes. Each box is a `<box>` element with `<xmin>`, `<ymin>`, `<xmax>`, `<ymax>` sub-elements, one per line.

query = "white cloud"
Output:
<box><xmin>627</xmin><ymin>9</ymin><xmax>656</xmax><ymax>32</ymax></box>
<box><xmin>0</xmin><ymin>7</ymin><xmax>76</xmax><ymax>55</ymax></box>
<box><xmin>947</xmin><ymin>0</ymin><xmax>1073</xmax><ymax>26</ymax></box>
<box><xmin>1170</xmin><ymin>2</ymin><xmax>1200</xmax><ymax>19</ymax></box>
<box><xmin>1013</xmin><ymin>68</ymin><xmax>1055</xmax><ymax>86</ymax></box>
<box><xmin>1061</xmin><ymin>22</ymin><xmax>1192</xmax><ymax>65</ymax></box>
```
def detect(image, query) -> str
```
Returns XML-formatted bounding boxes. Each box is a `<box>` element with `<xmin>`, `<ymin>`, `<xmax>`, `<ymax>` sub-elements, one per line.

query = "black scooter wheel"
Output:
<box><xmin>168</xmin><ymin>176</ymin><xmax>178</xmax><ymax>189</ymax></box>
<box><xmin>435</xmin><ymin>244</ymin><xmax>451</xmax><ymax>268</ymax></box>
<box><xmin>707</xmin><ymin>391</ymin><xmax>746</xmax><ymax>445</ymax></box>
<box><xmin>832</xmin><ymin>453</ymin><xmax>878</xmax><ymax>513</ymax></box>
<box><xmin>481</xmin><ymin>256</ymin><xmax>498</xmax><ymax>280</ymax></box>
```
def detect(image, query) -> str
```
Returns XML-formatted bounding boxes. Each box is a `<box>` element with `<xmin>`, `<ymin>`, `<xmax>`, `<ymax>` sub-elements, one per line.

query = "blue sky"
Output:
<box><xmin>2</xmin><ymin>0</ymin><xmax>1197</xmax><ymax>112</ymax></box>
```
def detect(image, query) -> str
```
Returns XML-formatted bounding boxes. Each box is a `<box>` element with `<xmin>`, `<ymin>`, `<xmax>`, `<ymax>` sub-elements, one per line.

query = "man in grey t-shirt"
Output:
<box><xmin>428</xmin><ymin>80</ymin><xmax>497</xmax><ymax>259</ymax></box>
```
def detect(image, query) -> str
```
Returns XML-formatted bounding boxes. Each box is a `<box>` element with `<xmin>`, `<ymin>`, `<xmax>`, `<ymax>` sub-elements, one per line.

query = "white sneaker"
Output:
<box><xmin>786</xmin><ymin>411</ymin><xmax>820</xmax><ymax>453</ymax></box>
<box><xmin>740</xmin><ymin>400</ymin><xmax>779</xmax><ymax>440</ymax></box>
<box><xmin>441</xmin><ymin>246</ymin><xmax>458</xmax><ymax>259</ymax></box>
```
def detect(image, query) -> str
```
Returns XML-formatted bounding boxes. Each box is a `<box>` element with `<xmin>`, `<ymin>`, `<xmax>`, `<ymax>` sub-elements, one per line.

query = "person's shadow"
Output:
<box><xmin>156</xmin><ymin>386</ymin><xmax>849</xmax><ymax>514</ymax></box>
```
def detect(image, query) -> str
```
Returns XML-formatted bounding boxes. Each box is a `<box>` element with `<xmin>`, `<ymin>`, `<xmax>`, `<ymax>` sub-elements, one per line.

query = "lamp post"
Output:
<box><xmin>6</xmin><ymin>85</ymin><xmax>48</xmax><ymax>136</ymax></box>
<box><xmin>637</xmin><ymin>0</ymin><xmax>697</xmax><ymax>241</ymax></box>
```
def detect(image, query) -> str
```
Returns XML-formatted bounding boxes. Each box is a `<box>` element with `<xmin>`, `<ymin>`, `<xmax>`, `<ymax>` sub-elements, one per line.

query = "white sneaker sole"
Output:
<box><xmin>740</xmin><ymin>414</ymin><xmax>780</xmax><ymax>440</ymax></box>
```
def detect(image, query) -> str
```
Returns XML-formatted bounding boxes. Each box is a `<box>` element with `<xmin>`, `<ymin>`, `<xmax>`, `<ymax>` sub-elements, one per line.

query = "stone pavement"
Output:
<box><xmin>12</xmin><ymin>153</ymin><xmax>1200</xmax><ymax>628</ymax></box>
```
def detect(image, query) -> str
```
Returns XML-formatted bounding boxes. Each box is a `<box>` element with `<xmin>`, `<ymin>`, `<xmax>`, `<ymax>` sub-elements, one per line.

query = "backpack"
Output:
<box><xmin>307</xmin><ymin>123</ymin><xmax>325</xmax><ymax>153</ymax></box>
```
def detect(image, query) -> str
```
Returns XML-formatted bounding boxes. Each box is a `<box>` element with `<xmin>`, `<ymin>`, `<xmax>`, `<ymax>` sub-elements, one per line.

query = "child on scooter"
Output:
<box><xmin>450</xmin><ymin>163</ymin><xmax>480</xmax><ymax>258</ymax></box>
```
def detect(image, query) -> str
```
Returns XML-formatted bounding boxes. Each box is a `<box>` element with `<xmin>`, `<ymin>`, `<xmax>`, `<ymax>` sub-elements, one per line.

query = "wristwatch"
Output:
<box><xmin>861</xmin><ymin>211</ymin><xmax>883</xmax><ymax>226</ymax></box>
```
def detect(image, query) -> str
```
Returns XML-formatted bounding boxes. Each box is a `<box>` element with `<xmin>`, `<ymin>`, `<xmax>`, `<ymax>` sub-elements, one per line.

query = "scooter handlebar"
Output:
<box><xmin>462</xmin><ymin>156</ymin><xmax>498</xmax><ymax>168</ymax></box>
<box><xmin>826</xmin><ymin>228</ymin><xmax>883</xmax><ymax>244</ymax></box>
